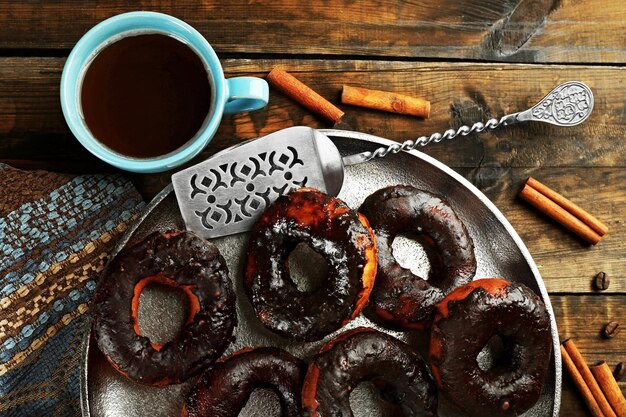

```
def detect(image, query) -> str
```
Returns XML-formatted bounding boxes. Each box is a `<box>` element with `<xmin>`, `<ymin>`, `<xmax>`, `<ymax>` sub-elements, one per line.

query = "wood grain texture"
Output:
<box><xmin>468</xmin><ymin>167</ymin><xmax>625</xmax><ymax>295</ymax></box>
<box><xmin>0</xmin><ymin>58</ymin><xmax>624</xmax><ymax>171</ymax></box>
<box><xmin>0</xmin><ymin>0</ymin><xmax>625</xmax><ymax>63</ymax></box>
<box><xmin>554</xmin><ymin>296</ymin><xmax>626</xmax><ymax>402</ymax></box>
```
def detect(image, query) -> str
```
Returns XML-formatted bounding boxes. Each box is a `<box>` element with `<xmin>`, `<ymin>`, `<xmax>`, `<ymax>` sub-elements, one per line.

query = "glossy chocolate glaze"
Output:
<box><xmin>359</xmin><ymin>185</ymin><xmax>476</xmax><ymax>329</ymax></box>
<box><xmin>92</xmin><ymin>231</ymin><xmax>237</xmax><ymax>386</ymax></box>
<box><xmin>303</xmin><ymin>328</ymin><xmax>437</xmax><ymax>417</ymax></box>
<box><xmin>245</xmin><ymin>188</ymin><xmax>377</xmax><ymax>341</ymax></box>
<box><xmin>183</xmin><ymin>347</ymin><xmax>306</xmax><ymax>417</ymax></box>
<box><xmin>429</xmin><ymin>278</ymin><xmax>552</xmax><ymax>417</ymax></box>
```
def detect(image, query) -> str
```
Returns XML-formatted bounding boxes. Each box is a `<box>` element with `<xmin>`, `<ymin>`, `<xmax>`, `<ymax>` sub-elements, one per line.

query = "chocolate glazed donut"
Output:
<box><xmin>359</xmin><ymin>185</ymin><xmax>476</xmax><ymax>329</ymax></box>
<box><xmin>183</xmin><ymin>347</ymin><xmax>306</xmax><ymax>417</ymax></box>
<box><xmin>302</xmin><ymin>328</ymin><xmax>437</xmax><ymax>417</ymax></box>
<box><xmin>245</xmin><ymin>188</ymin><xmax>377</xmax><ymax>341</ymax></box>
<box><xmin>430</xmin><ymin>278</ymin><xmax>552</xmax><ymax>417</ymax></box>
<box><xmin>92</xmin><ymin>231</ymin><xmax>237</xmax><ymax>386</ymax></box>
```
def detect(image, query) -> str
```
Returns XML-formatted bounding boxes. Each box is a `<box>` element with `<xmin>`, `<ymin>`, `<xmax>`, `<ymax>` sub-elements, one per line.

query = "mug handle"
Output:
<box><xmin>223</xmin><ymin>77</ymin><xmax>269</xmax><ymax>114</ymax></box>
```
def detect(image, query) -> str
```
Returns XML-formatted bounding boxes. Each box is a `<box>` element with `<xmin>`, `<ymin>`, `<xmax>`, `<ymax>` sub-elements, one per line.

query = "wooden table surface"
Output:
<box><xmin>1</xmin><ymin>1</ymin><xmax>624</xmax><ymax>415</ymax></box>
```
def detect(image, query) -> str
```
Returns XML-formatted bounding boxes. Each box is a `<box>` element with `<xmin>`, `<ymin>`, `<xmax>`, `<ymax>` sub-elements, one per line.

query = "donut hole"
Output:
<box><xmin>476</xmin><ymin>334</ymin><xmax>517</xmax><ymax>373</ymax></box>
<box><xmin>349</xmin><ymin>380</ymin><xmax>399</xmax><ymax>417</ymax></box>
<box><xmin>287</xmin><ymin>242</ymin><xmax>328</xmax><ymax>293</ymax></box>
<box><xmin>391</xmin><ymin>232</ymin><xmax>439</xmax><ymax>279</ymax></box>
<box><xmin>238</xmin><ymin>388</ymin><xmax>282</xmax><ymax>416</ymax></box>
<box><xmin>135</xmin><ymin>279</ymin><xmax>190</xmax><ymax>346</ymax></box>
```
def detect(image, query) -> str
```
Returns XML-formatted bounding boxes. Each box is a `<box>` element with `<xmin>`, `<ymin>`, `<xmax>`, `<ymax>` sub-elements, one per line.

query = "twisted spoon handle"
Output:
<box><xmin>342</xmin><ymin>81</ymin><xmax>593</xmax><ymax>166</ymax></box>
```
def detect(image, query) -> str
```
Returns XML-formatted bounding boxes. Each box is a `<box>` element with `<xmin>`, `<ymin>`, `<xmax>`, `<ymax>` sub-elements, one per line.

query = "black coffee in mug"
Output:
<box><xmin>80</xmin><ymin>33</ymin><xmax>212</xmax><ymax>158</ymax></box>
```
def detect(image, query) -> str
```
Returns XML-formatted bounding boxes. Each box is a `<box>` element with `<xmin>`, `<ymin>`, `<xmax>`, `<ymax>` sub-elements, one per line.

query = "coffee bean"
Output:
<box><xmin>603</xmin><ymin>321</ymin><xmax>621</xmax><ymax>338</ymax></box>
<box><xmin>614</xmin><ymin>362</ymin><xmax>625</xmax><ymax>381</ymax></box>
<box><xmin>593</xmin><ymin>272</ymin><xmax>609</xmax><ymax>291</ymax></box>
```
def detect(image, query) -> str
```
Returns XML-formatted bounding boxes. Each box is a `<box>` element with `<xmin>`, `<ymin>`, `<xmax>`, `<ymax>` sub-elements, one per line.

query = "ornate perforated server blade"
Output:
<box><xmin>172</xmin><ymin>129</ymin><xmax>326</xmax><ymax>239</ymax></box>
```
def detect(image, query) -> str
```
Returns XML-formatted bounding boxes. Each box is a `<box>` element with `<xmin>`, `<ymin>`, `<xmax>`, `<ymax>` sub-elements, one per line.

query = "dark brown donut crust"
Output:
<box><xmin>183</xmin><ymin>347</ymin><xmax>306</xmax><ymax>417</ymax></box>
<box><xmin>303</xmin><ymin>328</ymin><xmax>437</xmax><ymax>417</ymax></box>
<box><xmin>245</xmin><ymin>188</ymin><xmax>377</xmax><ymax>342</ymax></box>
<box><xmin>429</xmin><ymin>278</ymin><xmax>552</xmax><ymax>417</ymax></box>
<box><xmin>92</xmin><ymin>231</ymin><xmax>237</xmax><ymax>386</ymax></box>
<box><xmin>359</xmin><ymin>185</ymin><xmax>476</xmax><ymax>329</ymax></box>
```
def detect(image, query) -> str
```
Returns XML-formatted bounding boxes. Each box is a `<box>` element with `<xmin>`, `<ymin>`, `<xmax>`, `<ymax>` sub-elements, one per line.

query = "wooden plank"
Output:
<box><xmin>0</xmin><ymin>1</ymin><xmax>624</xmax><ymax>63</ymax></box>
<box><xmin>553</xmin><ymin>295</ymin><xmax>626</xmax><ymax>415</ymax></box>
<box><xmin>0</xmin><ymin>57</ymin><xmax>622</xmax><ymax>295</ymax></box>
<box><xmin>465</xmin><ymin>167</ymin><xmax>625</xmax><ymax>295</ymax></box>
<box><xmin>0</xmin><ymin>58</ymin><xmax>624</xmax><ymax>170</ymax></box>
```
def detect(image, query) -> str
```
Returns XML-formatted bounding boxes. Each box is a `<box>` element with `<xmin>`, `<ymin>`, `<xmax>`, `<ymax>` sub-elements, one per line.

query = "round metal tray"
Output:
<box><xmin>81</xmin><ymin>130</ymin><xmax>561</xmax><ymax>417</ymax></box>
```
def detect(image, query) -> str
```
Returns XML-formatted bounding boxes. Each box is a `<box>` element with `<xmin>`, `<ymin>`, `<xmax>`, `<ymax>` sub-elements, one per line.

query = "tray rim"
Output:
<box><xmin>80</xmin><ymin>128</ymin><xmax>562</xmax><ymax>417</ymax></box>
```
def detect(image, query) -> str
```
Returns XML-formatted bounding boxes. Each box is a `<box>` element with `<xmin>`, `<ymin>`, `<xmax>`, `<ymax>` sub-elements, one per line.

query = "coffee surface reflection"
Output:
<box><xmin>81</xmin><ymin>34</ymin><xmax>212</xmax><ymax>159</ymax></box>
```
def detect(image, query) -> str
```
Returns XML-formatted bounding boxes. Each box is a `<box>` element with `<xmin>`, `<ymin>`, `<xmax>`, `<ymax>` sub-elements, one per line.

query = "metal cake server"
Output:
<box><xmin>172</xmin><ymin>81</ymin><xmax>594</xmax><ymax>239</ymax></box>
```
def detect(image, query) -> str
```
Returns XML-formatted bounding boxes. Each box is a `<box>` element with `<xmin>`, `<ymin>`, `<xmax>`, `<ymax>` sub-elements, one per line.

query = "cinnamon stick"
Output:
<box><xmin>561</xmin><ymin>345</ymin><xmax>605</xmax><ymax>417</ymax></box>
<box><xmin>267</xmin><ymin>68</ymin><xmax>344</xmax><ymax>124</ymax></box>
<box><xmin>563</xmin><ymin>339</ymin><xmax>617</xmax><ymax>417</ymax></box>
<box><xmin>526</xmin><ymin>177</ymin><xmax>608</xmax><ymax>236</ymax></box>
<box><xmin>341</xmin><ymin>85</ymin><xmax>430</xmax><ymax>118</ymax></box>
<box><xmin>519</xmin><ymin>184</ymin><xmax>602</xmax><ymax>244</ymax></box>
<box><xmin>590</xmin><ymin>361</ymin><xmax>626</xmax><ymax>417</ymax></box>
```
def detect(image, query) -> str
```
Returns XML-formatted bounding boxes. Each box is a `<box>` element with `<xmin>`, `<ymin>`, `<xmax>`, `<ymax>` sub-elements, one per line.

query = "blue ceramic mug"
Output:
<box><xmin>60</xmin><ymin>12</ymin><xmax>269</xmax><ymax>173</ymax></box>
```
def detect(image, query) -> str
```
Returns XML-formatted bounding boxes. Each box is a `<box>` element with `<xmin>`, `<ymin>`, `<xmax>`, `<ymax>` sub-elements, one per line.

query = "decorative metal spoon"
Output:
<box><xmin>172</xmin><ymin>81</ymin><xmax>594</xmax><ymax>239</ymax></box>
<box><xmin>340</xmin><ymin>81</ymin><xmax>594</xmax><ymax>165</ymax></box>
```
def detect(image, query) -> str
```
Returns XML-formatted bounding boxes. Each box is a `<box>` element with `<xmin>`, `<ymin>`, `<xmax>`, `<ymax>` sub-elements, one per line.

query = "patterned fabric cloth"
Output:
<box><xmin>0</xmin><ymin>164</ymin><xmax>145</xmax><ymax>417</ymax></box>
